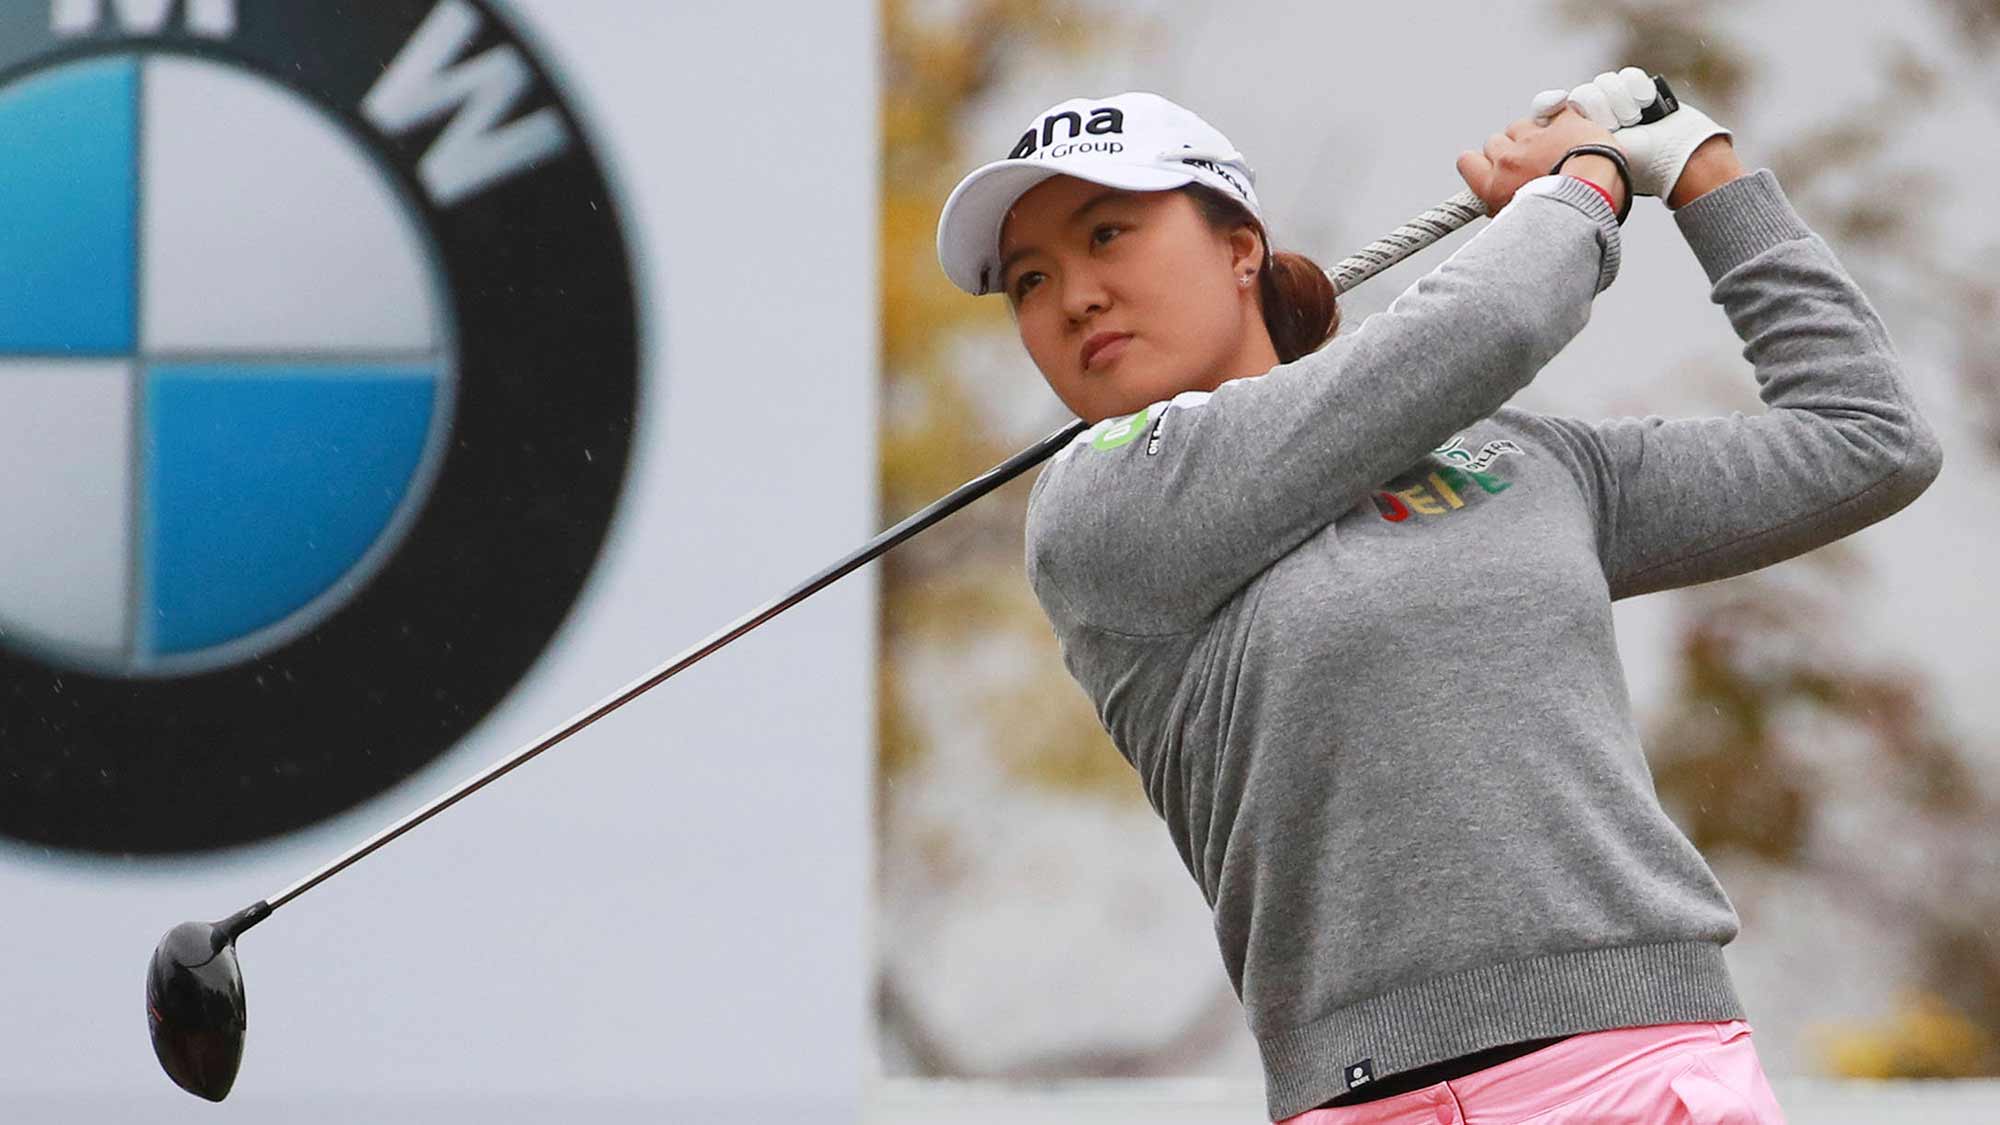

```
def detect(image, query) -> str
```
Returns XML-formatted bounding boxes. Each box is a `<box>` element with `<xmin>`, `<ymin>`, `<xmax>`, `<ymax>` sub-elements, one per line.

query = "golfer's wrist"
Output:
<box><xmin>1558</xmin><ymin>154</ymin><xmax>1628</xmax><ymax>218</ymax></box>
<box><xmin>1667</xmin><ymin>136</ymin><xmax>1747</xmax><ymax>210</ymax></box>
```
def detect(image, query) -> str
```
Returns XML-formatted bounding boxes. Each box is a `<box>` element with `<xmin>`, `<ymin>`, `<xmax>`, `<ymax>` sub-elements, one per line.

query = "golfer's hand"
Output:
<box><xmin>1531</xmin><ymin>66</ymin><xmax>1736</xmax><ymax>206</ymax></box>
<box><xmin>1456</xmin><ymin>104</ymin><xmax>1620</xmax><ymax>217</ymax></box>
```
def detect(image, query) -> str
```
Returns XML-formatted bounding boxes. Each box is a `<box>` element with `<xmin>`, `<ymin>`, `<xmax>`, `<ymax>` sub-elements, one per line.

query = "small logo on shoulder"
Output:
<box><xmin>1345</xmin><ymin>1058</ymin><xmax>1375</xmax><ymax>1089</ymax></box>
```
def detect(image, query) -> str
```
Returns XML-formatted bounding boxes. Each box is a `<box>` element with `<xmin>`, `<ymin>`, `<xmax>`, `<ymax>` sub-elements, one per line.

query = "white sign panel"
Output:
<box><xmin>0</xmin><ymin>1</ymin><xmax>876</xmax><ymax>1120</ymax></box>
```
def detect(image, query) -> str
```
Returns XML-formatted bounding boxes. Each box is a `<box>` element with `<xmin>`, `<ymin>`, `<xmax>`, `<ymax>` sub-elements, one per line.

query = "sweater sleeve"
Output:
<box><xmin>1524</xmin><ymin>169</ymin><xmax>1944</xmax><ymax>602</ymax></box>
<box><xmin>1024</xmin><ymin>173</ymin><xmax>1622</xmax><ymax>636</ymax></box>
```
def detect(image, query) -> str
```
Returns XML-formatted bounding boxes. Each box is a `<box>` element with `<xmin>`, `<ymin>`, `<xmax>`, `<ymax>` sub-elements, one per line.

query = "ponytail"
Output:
<box><xmin>1180</xmin><ymin>185</ymin><xmax>1340</xmax><ymax>364</ymax></box>
<box><xmin>1260</xmin><ymin>249</ymin><xmax>1340</xmax><ymax>364</ymax></box>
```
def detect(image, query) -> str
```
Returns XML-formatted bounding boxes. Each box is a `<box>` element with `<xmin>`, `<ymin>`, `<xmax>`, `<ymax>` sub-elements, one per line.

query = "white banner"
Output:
<box><xmin>0</xmin><ymin>1</ymin><xmax>877</xmax><ymax>1120</ymax></box>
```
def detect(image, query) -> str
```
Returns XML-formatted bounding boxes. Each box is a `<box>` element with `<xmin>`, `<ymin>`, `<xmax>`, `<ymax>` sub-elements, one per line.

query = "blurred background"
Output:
<box><xmin>875</xmin><ymin>0</ymin><xmax>2000</xmax><ymax>1111</ymax></box>
<box><xmin>0</xmin><ymin>1</ymin><xmax>1993</xmax><ymax>1121</ymax></box>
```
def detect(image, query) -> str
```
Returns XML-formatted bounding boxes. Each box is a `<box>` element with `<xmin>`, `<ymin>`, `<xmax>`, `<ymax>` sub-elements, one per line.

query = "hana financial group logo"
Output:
<box><xmin>0</xmin><ymin>0</ymin><xmax>640</xmax><ymax>855</ymax></box>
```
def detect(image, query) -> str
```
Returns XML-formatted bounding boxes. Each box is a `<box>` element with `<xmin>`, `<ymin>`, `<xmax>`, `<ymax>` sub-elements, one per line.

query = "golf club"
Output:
<box><xmin>146</xmin><ymin>75</ymin><xmax>1677</xmax><ymax>1101</ymax></box>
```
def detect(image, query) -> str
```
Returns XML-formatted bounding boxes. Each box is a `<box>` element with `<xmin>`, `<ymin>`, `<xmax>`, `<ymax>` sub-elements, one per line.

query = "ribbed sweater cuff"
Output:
<box><xmin>1516</xmin><ymin>173</ymin><xmax>1623</xmax><ymax>295</ymax></box>
<box><xmin>1673</xmin><ymin>167</ymin><xmax>1813</xmax><ymax>286</ymax></box>
<box><xmin>1255</xmin><ymin>940</ymin><xmax>1746</xmax><ymax>1122</ymax></box>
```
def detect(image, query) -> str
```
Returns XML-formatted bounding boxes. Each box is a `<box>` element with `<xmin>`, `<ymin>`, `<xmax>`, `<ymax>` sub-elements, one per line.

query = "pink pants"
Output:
<box><xmin>1276</xmin><ymin>1020</ymin><xmax>1788</xmax><ymax>1124</ymax></box>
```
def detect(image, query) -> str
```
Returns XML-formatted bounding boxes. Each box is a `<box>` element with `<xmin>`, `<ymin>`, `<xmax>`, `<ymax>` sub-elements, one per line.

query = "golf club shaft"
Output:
<box><xmin>258</xmin><ymin>420</ymin><xmax>1085</xmax><ymax>915</ymax></box>
<box><xmin>245</xmin><ymin>181</ymin><xmax>1493</xmax><ymax>927</ymax></box>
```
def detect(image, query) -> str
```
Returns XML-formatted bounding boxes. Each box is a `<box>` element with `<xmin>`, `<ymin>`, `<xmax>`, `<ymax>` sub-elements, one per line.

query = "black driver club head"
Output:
<box><xmin>146</xmin><ymin>902</ymin><xmax>268</xmax><ymax>1101</ymax></box>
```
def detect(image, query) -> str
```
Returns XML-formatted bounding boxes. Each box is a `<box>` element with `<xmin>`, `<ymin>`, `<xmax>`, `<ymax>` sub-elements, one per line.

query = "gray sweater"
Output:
<box><xmin>1021</xmin><ymin>169</ymin><xmax>1944</xmax><ymax>1121</ymax></box>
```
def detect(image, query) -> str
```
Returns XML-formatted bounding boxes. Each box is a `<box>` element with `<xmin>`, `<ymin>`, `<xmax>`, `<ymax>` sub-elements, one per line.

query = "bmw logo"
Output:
<box><xmin>0</xmin><ymin>1</ymin><xmax>640</xmax><ymax>853</ymax></box>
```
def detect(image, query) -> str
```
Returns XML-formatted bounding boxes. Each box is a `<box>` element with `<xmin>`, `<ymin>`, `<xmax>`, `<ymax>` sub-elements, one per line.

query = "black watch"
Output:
<box><xmin>1548</xmin><ymin>143</ymin><xmax>1633</xmax><ymax>225</ymax></box>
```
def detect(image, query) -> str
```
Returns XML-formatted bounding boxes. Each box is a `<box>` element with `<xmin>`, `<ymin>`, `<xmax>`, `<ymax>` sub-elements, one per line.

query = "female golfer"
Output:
<box><xmin>934</xmin><ymin>68</ymin><xmax>1942</xmax><ymax>1124</ymax></box>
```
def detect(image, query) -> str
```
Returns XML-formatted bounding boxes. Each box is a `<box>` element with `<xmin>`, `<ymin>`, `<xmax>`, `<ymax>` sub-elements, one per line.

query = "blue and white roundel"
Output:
<box><xmin>0</xmin><ymin>53</ymin><xmax>453</xmax><ymax>675</ymax></box>
<box><xmin>0</xmin><ymin>1</ymin><xmax>639</xmax><ymax>856</ymax></box>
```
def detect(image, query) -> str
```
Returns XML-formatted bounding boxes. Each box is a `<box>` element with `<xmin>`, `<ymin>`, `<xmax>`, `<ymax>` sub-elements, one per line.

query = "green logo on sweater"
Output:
<box><xmin>1090</xmin><ymin>406</ymin><xmax>1158</xmax><ymax>451</ymax></box>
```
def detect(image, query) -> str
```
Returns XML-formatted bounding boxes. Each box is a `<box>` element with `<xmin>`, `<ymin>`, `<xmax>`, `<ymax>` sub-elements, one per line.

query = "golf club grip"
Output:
<box><xmin>1327</xmin><ymin>73</ymin><xmax>1674</xmax><ymax>291</ymax></box>
<box><xmin>255</xmin><ymin>83</ymin><xmax>1676</xmax><ymax>912</ymax></box>
<box><xmin>1639</xmin><ymin>73</ymin><xmax>1678</xmax><ymax>122</ymax></box>
<box><xmin>1325</xmin><ymin>189</ymin><xmax>1486</xmax><ymax>294</ymax></box>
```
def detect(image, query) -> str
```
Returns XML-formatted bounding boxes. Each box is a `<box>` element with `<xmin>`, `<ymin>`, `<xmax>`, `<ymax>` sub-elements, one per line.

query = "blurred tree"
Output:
<box><xmin>1554</xmin><ymin>0</ymin><xmax>2000</xmax><ymax>1080</ymax></box>
<box><xmin>878</xmin><ymin>0</ymin><xmax>1231</xmax><ymax>1078</ymax></box>
<box><xmin>1646</xmin><ymin>566</ymin><xmax>2000</xmax><ymax>1078</ymax></box>
<box><xmin>1554</xmin><ymin>0</ymin><xmax>2000</xmax><ymax>458</ymax></box>
<box><xmin>1923</xmin><ymin>0</ymin><xmax>2000</xmax><ymax>454</ymax></box>
<box><xmin>1811</xmin><ymin>989</ymin><xmax>1996</xmax><ymax>1079</ymax></box>
<box><xmin>878</xmin><ymin>0</ymin><xmax>1131</xmax><ymax>806</ymax></box>
<box><xmin>1936</xmin><ymin>0</ymin><xmax>2000</xmax><ymax>49</ymax></box>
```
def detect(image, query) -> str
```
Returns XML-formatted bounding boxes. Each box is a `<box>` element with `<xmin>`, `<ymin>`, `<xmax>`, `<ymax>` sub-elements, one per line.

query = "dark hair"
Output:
<box><xmin>1180</xmin><ymin>184</ymin><xmax>1340</xmax><ymax>364</ymax></box>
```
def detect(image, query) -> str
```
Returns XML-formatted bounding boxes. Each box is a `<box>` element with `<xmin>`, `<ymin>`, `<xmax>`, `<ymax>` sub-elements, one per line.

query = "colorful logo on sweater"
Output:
<box><xmin>1372</xmin><ymin>433</ymin><xmax>1523</xmax><ymax>522</ymax></box>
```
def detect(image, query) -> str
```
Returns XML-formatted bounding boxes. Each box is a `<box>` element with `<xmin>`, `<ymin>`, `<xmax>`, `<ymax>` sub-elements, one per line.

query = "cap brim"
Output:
<box><xmin>936</xmin><ymin>158</ymin><xmax>1195</xmax><ymax>295</ymax></box>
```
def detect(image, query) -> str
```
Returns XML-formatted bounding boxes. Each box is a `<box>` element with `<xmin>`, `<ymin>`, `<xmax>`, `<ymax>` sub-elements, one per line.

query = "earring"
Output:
<box><xmin>1239</xmin><ymin>273</ymin><xmax>1253</xmax><ymax>287</ymax></box>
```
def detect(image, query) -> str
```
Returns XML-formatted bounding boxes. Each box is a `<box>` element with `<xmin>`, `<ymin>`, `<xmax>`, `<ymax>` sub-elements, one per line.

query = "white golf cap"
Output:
<box><xmin>936</xmin><ymin>91</ymin><xmax>1266</xmax><ymax>296</ymax></box>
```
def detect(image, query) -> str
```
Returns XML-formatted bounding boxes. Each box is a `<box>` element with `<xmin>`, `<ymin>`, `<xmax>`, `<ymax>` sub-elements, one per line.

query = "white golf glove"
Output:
<box><xmin>1529</xmin><ymin>66</ymin><xmax>1731</xmax><ymax>199</ymax></box>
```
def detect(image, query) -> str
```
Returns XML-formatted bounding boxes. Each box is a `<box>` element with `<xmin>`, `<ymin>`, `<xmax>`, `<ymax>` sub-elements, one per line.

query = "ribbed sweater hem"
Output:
<box><xmin>1256</xmin><ymin>940</ymin><xmax>1746</xmax><ymax>1121</ymax></box>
